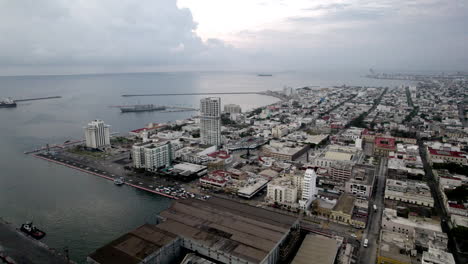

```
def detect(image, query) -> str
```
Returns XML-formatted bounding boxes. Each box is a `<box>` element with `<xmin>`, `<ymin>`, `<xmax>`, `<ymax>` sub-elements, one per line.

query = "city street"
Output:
<box><xmin>359</xmin><ymin>157</ymin><xmax>387</xmax><ymax>264</ymax></box>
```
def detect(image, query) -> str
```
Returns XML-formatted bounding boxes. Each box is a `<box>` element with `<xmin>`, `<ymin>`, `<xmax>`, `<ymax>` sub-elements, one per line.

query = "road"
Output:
<box><xmin>358</xmin><ymin>157</ymin><xmax>387</xmax><ymax>264</ymax></box>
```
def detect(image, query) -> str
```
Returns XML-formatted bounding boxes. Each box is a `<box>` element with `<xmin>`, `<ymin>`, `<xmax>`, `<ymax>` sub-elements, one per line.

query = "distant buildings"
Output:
<box><xmin>224</xmin><ymin>103</ymin><xmax>241</xmax><ymax>114</ymax></box>
<box><xmin>84</xmin><ymin>120</ymin><xmax>110</xmax><ymax>149</ymax></box>
<box><xmin>200</xmin><ymin>97</ymin><xmax>221</xmax><ymax>146</ymax></box>
<box><xmin>132</xmin><ymin>141</ymin><xmax>172</xmax><ymax>171</ymax></box>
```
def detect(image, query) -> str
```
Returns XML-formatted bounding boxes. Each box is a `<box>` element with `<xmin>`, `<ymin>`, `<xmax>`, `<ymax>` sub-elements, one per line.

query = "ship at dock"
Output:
<box><xmin>0</xmin><ymin>98</ymin><xmax>17</xmax><ymax>108</ymax></box>
<box><xmin>120</xmin><ymin>104</ymin><xmax>166</xmax><ymax>113</ymax></box>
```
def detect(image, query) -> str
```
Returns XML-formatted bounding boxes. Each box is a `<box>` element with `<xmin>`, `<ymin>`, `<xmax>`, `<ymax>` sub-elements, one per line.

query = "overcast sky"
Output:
<box><xmin>0</xmin><ymin>0</ymin><xmax>467</xmax><ymax>75</ymax></box>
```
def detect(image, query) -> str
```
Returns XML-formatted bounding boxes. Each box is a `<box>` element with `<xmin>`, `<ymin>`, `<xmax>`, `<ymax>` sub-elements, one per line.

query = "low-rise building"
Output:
<box><xmin>421</xmin><ymin>248</ymin><xmax>455</xmax><ymax>264</ymax></box>
<box><xmin>261</xmin><ymin>140</ymin><xmax>310</xmax><ymax>161</ymax></box>
<box><xmin>199</xmin><ymin>170</ymin><xmax>231</xmax><ymax>188</ymax></box>
<box><xmin>345</xmin><ymin>164</ymin><xmax>376</xmax><ymax>199</ymax></box>
<box><xmin>330</xmin><ymin>194</ymin><xmax>366</xmax><ymax>229</ymax></box>
<box><xmin>377</xmin><ymin>230</ymin><xmax>417</xmax><ymax>264</ymax></box>
<box><xmin>427</xmin><ymin>147</ymin><xmax>467</xmax><ymax>165</ymax></box>
<box><xmin>385</xmin><ymin>179</ymin><xmax>434</xmax><ymax>207</ymax></box>
<box><xmin>272</xmin><ymin>125</ymin><xmax>289</xmax><ymax>138</ymax></box>
<box><xmin>237</xmin><ymin>177</ymin><xmax>269</xmax><ymax>199</ymax></box>
<box><xmin>374</xmin><ymin>137</ymin><xmax>396</xmax><ymax>157</ymax></box>
<box><xmin>266</xmin><ymin>177</ymin><xmax>298</xmax><ymax>206</ymax></box>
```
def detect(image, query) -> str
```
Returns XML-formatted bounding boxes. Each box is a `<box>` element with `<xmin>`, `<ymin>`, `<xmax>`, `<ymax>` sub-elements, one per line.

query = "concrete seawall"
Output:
<box><xmin>32</xmin><ymin>154</ymin><xmax>178</xmax><ymax>200</ymax></box>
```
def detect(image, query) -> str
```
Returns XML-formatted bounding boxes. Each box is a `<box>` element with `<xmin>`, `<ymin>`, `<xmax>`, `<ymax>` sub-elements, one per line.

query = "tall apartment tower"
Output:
<box><xmin>299</xmin><ymin>168</ymin><xmax>317</xmax><ymax>209</ymax></box>
<box><xmin>84</xmin><ymin>120</ymin><xmax>110</xmax><ymax>149</ymax></box>
<box><xmin>200</xmin><ymin>97</ymin><xmax>221</xmax><ymax>146</ymax></box>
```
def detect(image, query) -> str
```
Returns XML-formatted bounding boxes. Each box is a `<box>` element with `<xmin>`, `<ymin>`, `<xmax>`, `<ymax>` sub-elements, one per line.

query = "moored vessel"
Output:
<box><xmin>120</xmin><ymin>104</ymin><xmax>165</xmax><ymax>113</ymax></box>
<box><xmin>20</xmin><ymin>222</ymin><xmax>46</xmax><ymax>240</ymax></box>
<box><xmin>0</xmin><ymin>98</ymin><xmax>17</xmax><ymax>108</ymax></box>
<box><xmin>114</xmin><ymin>177</ymin><xmax>124</xmax><ymax>185</ymax></box>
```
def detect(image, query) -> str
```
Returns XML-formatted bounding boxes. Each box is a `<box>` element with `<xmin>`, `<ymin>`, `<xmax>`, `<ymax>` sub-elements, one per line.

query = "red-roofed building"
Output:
<box><xmin>129</xmin><ymin>123</ymin><xmax>166</xmax><ymax>137</ymax></box>
<box><xmin>374</xmin><ymin>137</ymin><xmax>396</xmax><ymax>157</ymax></box>
<box><xmin>447</xmin><ymin>202</ymin><xmax>468</xmax><ymax>216</ymax></box>
<box><xmin>427</xmin><ymin>147</ymin><xmax>467</xmax><ymax>165</ymax></box>
<box><xmin>208</xmin><ymin>150</ymin><xmax>231</xmax><ymax>159</ymax></box>
<box><xmin>199</xmin><ymin>170</ymin><xmax>231</xmax><ymax>188</ymax></box>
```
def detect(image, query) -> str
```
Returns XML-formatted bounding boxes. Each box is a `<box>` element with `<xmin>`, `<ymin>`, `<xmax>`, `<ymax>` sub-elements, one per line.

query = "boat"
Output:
<box><xmin>257</xmin><ymin>74</ymin><xmax>273</xmax><ymax>77</ymax></box>
<box><xmin>20</xmin><ymin>222</ymin><xmax>46</xmax><ymax>240</ymax></box>
<box><xmin>120</xmin><ymin>104</ymin><xmax>166</xmax><ymax>113</ymax></box>
<box><xmin>114</xmin><ymin>177</ymin><xmax>124</xmax><ymax>185</ymax></box>
<box><xmin>0</xmin><ymin>98</ymin><xmax>17</xmax><ymax>108</ymax></box>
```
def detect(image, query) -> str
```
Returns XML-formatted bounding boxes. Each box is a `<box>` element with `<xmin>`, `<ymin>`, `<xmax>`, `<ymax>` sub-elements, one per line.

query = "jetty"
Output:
<box><xmin>121</xmin><ymin>92</ymin><xmax>263</xmax><ymax>97</ymax></box>
<box><xmin>14</xmin><ymin>96</ymin><xmax>62</xmax><ymax>102</ymax></box>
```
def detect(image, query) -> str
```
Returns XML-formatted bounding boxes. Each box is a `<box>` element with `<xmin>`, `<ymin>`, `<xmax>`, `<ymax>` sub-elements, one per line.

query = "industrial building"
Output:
<box><xmin>88</xmin><ymin>197</ymin><xmax>301</xmax><ymax>264</ymax></box>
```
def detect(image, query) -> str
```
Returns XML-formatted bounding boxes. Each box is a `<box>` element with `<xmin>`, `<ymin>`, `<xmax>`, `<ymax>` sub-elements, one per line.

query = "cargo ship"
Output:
<box><xmin>0</xmin><ymin>98</ymin><xmax>17</xmax><ymax>108</ymax></box>
<box><xmin>257</xmin><ymin>74</ymin><xmax>273</xmax><ymax>77</ymax></box>
<box><xmin>120</xmin><ymin>104</ymin><xmax>166</xmax><ymax>113</ymax></box>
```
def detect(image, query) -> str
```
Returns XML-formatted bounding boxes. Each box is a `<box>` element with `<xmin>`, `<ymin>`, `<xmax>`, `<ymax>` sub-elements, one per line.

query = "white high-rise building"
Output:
<box><xmin>132</xmin><ymin>141</ymin><xmax>172</xmax><ymax>171</ymax></box>
<box><xmin>200</xmin><ymin>97</ymin><xmax>221</xmax><ymax>146</ymax></box>
<box><xmin>84</xmin><ymin>120</ymin><xmax>110</xmax><ymax>149</ymax></box>
<box><xmin>299</xmin><ymin>168</ymin><xmax>317</xmax><ymax>209</ymax></box>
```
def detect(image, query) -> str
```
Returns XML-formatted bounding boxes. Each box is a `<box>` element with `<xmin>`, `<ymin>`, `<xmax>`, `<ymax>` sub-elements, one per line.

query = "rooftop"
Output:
<box><xmin>428</xmin><ymin>147</ymin><xmax>466</xmax><ymax>158</ymax></box>
<box><xmin>375</xmin><ymin>137</ymin><xmax>396</xmax><ymax>149</ymax></box>
<box><xmin>333</xmin><ymin>194</ymin><xmax>355</xmax><ymax>215</ymax></box>
<box><xmin>89</xmin><ymin>198</ymin><xmax>298</xmax><ymax>264</ymax></box>
<box><xmin>291</xmin><ymin>234</ymin><xmax>340</xmax><ymax>264</ymax></box>
<box><xmin>88</xmin><ymin>224</ymin><xmax>178</xmax><ymax>264</ymax></box>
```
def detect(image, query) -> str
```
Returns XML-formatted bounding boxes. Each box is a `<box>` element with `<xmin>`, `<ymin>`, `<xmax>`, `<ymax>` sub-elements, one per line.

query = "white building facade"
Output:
<box><xmin>84</xmin><ymin>120</ymin><xmax>110</xmax><ymax>149</ymax></box>
<box><xmin>200</xmin><ymin>97</ymin><xmax>221</xmax><ymax>146</ymax></box>
<box><xmin>299</xmin><ymin>169</ymin><xmax>317</xmax><ymax>209</ymax></box>
<box><xmin>132</xmin><ymin>141</ymin><xmax>173</xmax><ymax>171</ymax></box>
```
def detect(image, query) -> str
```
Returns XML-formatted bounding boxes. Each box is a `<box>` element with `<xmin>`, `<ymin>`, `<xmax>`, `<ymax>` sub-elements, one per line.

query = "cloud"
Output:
<box><xmin>0</xmin><ymin>0</ymin><xmax>466</xmax><ymax>74</ymax></box>
<box><xmin>234</xmin><ymin>0</ymin><xmax>468</xmax><ymax>71</ymax></box>
<box><xmin>0</xmin><ymin>0</ymin><xmax>234</xmax><ymax>74</ymax></box>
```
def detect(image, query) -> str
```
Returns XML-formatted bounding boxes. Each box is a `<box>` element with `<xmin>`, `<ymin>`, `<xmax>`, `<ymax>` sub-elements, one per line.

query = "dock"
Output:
<box><xmin>0</xmin><ymin>218</ymin><xmax>72</xmax><ymax>264</ymax></box>
<box><xmin>14</xmin><ymin>96</ymin><xmax>62</xmax><ymax>102</ymax></box>
<box><xmin>31</xmin><ymin>153</ymin><xmax>178</xmax><ymax>200</ymax></box>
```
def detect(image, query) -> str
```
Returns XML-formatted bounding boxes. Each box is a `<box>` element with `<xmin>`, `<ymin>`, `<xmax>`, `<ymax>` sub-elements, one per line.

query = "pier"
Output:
<box><xmin>121</xmin><ymin>92</ymin><xmax>263</xmax><ymax>97</ymax></box>
<box><xmin>30</xmin><ymin>152</ymin><xmax>178</xmax><ymax>200</ymax></box>
<box><xmin>14</xmin><ymin>96</ymin><xmax>62</xmax><ymax>102</ymax></box>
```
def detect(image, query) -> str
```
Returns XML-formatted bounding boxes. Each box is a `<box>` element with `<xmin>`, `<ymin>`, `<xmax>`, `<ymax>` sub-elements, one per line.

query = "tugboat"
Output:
<box><xmin>20</xmin><ymin>222</ymin><xmax>46</xmax><ymax>240</ymax></box>
<box><xmin>114</xmin><ymin>177</ymin><xmax>124</xmax><ymax>186</ymax></box>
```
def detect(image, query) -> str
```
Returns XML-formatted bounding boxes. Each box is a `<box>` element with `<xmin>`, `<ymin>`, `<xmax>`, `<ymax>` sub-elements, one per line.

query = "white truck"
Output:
<box><xmin>373</xmin><ymin>204</ymin><xmax>377</xmax><ymax>212</ymax></box>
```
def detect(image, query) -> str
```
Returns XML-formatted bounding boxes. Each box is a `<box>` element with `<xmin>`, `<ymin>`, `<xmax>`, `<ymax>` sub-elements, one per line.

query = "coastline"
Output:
<box><xmin>31</xmin><ymin>154</ymin><xmax>178</xmax><ymax>200</ymax></box>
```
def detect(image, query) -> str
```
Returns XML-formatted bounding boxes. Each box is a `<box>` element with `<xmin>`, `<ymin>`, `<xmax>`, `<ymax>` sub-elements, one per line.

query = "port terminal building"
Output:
<box><xmin>88</xmin><ymin>197</ymin><xmax>300</xmax><ymax>264</ymax></box>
